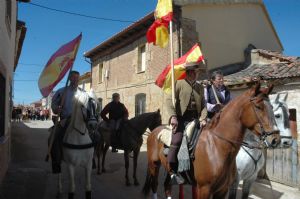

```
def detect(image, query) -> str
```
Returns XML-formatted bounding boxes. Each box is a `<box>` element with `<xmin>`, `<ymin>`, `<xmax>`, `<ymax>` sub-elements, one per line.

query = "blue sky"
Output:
<box><xmin>15</xmin><ymin>0</ymin><xmax>300</xmax><ymax>104</ymax></box>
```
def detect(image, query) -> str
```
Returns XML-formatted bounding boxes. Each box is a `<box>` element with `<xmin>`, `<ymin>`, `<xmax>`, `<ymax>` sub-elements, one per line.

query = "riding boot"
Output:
<box><xmin>169</xmin><ymin>163</ymin><xmax>185</xmax><ymax>185</ymax></box>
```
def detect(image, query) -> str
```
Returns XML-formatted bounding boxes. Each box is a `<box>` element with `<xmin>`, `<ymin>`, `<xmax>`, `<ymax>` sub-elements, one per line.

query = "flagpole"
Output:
<box><xmin>170</xmin><ymin>20</ymin><xmax>175</xmax><ymax>107</ymax></box>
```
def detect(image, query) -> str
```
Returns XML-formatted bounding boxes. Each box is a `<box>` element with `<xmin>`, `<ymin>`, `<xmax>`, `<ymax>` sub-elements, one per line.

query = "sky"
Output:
<box><xmin>15</xmin><ymin>0</ymin><xmax>300</xmax><ymax>105</ymax></box>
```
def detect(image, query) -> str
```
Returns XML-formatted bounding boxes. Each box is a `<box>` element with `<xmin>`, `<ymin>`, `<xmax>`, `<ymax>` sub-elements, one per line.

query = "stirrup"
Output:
<box><xmin>170</xmin><ymin>173</ymin><xmax>185</xmax><ymax>185</ymax></box>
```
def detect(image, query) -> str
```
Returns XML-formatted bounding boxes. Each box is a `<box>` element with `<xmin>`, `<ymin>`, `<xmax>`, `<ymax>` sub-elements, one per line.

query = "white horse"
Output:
<box><xmin>57</xmin><ymin>89</ymin><xmax>99</xmax><ymax>199</ymax></box>
<box><xmin>229</xmin><ymin>93</ymin><xmax>292</xmax><ymax>199</ymax></box>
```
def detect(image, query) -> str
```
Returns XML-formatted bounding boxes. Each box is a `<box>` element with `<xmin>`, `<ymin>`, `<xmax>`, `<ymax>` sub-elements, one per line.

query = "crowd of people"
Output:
<box><xmin>12</xmin><ymin>107</ymin><xmax>50</xmax><ymax>122</ymax></box>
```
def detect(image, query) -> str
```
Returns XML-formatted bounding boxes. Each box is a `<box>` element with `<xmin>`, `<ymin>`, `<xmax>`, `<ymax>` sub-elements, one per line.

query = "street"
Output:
<box><xmin>0</xmin><ymin>120</ymin><xmax>299</xmax><ymax>199</ymax></box>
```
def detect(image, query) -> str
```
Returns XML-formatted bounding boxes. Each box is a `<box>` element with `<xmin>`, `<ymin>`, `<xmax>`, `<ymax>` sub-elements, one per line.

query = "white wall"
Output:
<box><xmin>181</xmin><ymin>3</ymin><xmax>282</xmax><ymax>70</ymax></box>
<box><xmin>0</xmin><ymin>0</ymin><xmax>17</xmax><ymax>136</ymax></box>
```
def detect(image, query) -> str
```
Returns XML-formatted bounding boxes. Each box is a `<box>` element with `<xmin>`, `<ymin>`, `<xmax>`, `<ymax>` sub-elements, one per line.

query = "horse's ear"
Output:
<box><xmin>251</xmin><ymin>83</ymin><xmax>261</xmax><ymax>97</ymax></box>
<box><xmin>274</xmin><ymin>93</ymin><xmax>280</xmax><ymax>104</ymax></box>
<box><xmin>157</xmin><ymin>109</ymin><xmax>160</xmax><ymax>114</ymax></box>
<box><xmin>267</xmin><ymin>84</ymin><xmax>274</xmax><ymax>95</ymax></box>
<box><xmin>282</xmin><ymin>93</ymin><xmax>288</xmax><ymax>102</ymax></box>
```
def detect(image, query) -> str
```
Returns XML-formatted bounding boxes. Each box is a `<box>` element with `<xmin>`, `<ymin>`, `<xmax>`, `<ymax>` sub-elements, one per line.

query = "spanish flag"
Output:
<box><xmin>147</xmin><ymin>0</ymin><xmax>173</xmax><ymax>48</ymax></box>
<box><xmin>155</xmin><ymin>44</ymin><xmax>204</xmax><ymax>94</ymax></box>
<box><xmin>38</xmin><ymin>34</ymin><xmax>82</xmax><ymax>97</ymax></box>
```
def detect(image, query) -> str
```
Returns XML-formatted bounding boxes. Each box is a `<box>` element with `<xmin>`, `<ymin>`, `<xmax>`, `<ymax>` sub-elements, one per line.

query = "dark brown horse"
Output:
<box><xmin>143</xmin><ymin>84</ymin><xmax>281</xmax><ymax>199</ymax></box>
<box><xmin>95</xmin><ymin>110</ymin><xmax>162</xmax><ymax>186</ymax></box>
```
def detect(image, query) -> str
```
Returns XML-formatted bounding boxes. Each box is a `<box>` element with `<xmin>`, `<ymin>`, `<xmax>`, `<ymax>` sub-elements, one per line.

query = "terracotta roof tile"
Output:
<box><xmin>224</xmin><ymin>50</ymin><xmax>300</xmax><ymax>86</ymax></box>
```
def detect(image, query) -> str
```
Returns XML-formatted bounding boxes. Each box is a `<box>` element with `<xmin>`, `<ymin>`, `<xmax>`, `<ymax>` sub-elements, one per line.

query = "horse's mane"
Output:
<box><xmin>129</xmin><ymin>112</ymin><xmax>156</xmax><ymax>124</ymax></box>
<box><xmin>206</xmin><ymin>88</ymin><xmax>254</xmax><ymax>129</ymax></box>
<box><xmin>74</xmin><ymin>89</ymin><xmax>98</xmax><ymax>109</ymax></box>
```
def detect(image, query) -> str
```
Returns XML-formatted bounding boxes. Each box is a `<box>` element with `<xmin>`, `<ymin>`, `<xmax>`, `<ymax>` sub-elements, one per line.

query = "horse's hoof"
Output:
<box><xmin>56</xmin><ymin>192</ymin><xmax>62</xmax><ymax>198</ymax></box>
<box><xmin>86</xmin><ymin>191</ymin><xmax>91</xmax><ymax>199</ymax></box>
<box><xmin>97</xmin><ymin>170</ymin><xmax>102</xmax><ymax>175</ymax></box>
<box><xmin>126</xmin><ymin>181</ymin><xmax>131</xmax><ymax>186</ymax></box>
<box><xmin>134</xmin><ymin>181</ymin><xmax>140</xmax><ymax>186</ymax></box>
<box><xmin>68</xmin><ymin>192</ymin><xmax>74</xmax><ymax>199</ymax></box>
<box><xmin>102</xmin><ymin>168</ymin><xmax>106</xmax><ymax>173</ymax></box>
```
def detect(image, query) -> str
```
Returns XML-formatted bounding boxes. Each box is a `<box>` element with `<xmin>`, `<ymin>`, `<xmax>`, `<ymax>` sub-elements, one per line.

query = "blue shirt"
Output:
<box><xmin>51</xmin><ymin>86</ymin><xmax>77</xmax><ymax>119</ymax></box>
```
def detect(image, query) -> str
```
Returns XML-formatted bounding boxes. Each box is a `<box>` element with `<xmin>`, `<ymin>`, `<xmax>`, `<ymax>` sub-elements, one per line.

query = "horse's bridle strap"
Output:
<box><xmin>250</xmin><ymin>98</ymin><xmax>279</xmax><ymax>139</ymax></box>
<box><xmin>63</xmin><ymin>142</ymin><xmax>94</xmax><ymax>149</ymax></box>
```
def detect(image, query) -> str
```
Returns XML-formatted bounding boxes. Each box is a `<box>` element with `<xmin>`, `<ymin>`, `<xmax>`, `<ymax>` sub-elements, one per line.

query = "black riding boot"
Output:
<box><xmin>169</xmin><ymin>163</ymin><xmax>185</xmax><ymax>185</ymax></box>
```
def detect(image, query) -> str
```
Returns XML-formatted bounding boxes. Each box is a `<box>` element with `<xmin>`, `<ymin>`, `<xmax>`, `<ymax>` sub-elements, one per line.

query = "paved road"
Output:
<box><xmin>0</xmin><ymin>120</ymin><xmax>299</xmax><ymax>199</ymax></box>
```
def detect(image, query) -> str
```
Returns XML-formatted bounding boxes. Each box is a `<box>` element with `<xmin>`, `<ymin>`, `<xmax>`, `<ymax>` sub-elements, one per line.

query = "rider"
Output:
<box><xmin>100</xmin><ymin>93</ymin><xmax>129</xmax><ymax>153</ymax></box>
<box><xmin>166</xmin><ymin>62</ymin><xmax>208</xmax><ymax>184</ymax></box>
<box><xmin>204</xmin><ymin>70</ymin><xmax>231</xmax><ymax>119</ymax></box>
<box><xmin>50</xmin><ymin>70</ymin><xmax>80</xmax><ymax>173</ymax></box>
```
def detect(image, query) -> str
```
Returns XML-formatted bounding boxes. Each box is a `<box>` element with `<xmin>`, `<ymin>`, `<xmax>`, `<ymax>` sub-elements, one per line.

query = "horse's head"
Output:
<box><xmin>271</xmin><ymin>93</ymin><xmax>292</xmax><ymax>147</ymax></box>
<box><xmin>241</xmin><ymin>83</ymin><xmax>280</xmax><ymax>148</ymax></box>
<box><xmin>74</xmin><ymin>89</ymin><xmax>99</xmax><ymax>132</ymax></box>
<box><xmin>148</xmin><ymin>109</ymin><xmax>162</xmax><ymax>131</ymax></box>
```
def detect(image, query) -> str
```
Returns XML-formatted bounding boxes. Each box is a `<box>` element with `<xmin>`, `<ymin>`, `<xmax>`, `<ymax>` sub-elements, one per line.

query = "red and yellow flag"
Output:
<box><xmin>155</xmin><ymin>44</ymin><xmax>204</xmax><ymax>94</ymax></box>
<box><xmin>38</xmin><ymin>34</ymin><xmax>82</xmax><ymax>97</ymax></box>
<box><xmin>147</xmin><ymin>0</ymin><xmax>173</xmax><ymax>48</ymax></box>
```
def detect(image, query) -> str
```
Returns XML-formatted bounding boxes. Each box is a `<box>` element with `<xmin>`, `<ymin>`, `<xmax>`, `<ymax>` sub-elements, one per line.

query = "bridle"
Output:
<box><xmin>249</xmin><ymin>97</ymin><xmax>280</xmax><ymax>141</ymax></box>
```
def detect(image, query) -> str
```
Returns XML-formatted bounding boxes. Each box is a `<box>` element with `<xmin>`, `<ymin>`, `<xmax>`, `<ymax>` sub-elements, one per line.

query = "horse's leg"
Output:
<box><xmin>212</xmin><ymin>189</ymin><xmax>228</xmax><ymax>199</ymax></box>
<box><xmin>164</xmin><ymin>174</ymin><xmax>172</xmax><ymax>199</ymax></box>
<box><xmin>96</xmin><ymin>143</ymin><xmax>103</xmax><ymax>175</ymax></box>
<box><xmin>151</xmin><ymin>165</ymin><xmax>160</xmax><ymax>199</ymax></box>
<box><xmin>241</xmin><ymin>178</ymin><xmax>255</xmax><ymax>199</ymax></box>
<box><xmin>197</xmin><ymin>185</ymin><xmax>211</xmax><ymax>199</ymax></box>
<box><xmin>56</xmin><ymin>173</ymin><xmax>63</xmax><ymax>198</ymax></box>
<box><xmin>101</xmin><ymin>143</ymin><xmax>109</xmax><ymax>173</ymax></box>
<box><xmin>228</xmin><ymin>174</ymin><xmax>240</xmax><ymax>199</ymax></box>
<box><xmin>133</xmin><ymin>147</ymin><xmax>141</xmax><ymax>186</ymax></box>
<box><xmin>124</xmin><ymin>150</ymin><xmax>131</xmax><ymax>186</ymax></box>
<box><xmin>85</xmin><ymin>164</ymin><xmax>92</xmax><ymax>199</ymax></box>
<box><xmin>67</xmin><ymin>164</ymin><xmax>75</xmax><ymax>199</ymax></box>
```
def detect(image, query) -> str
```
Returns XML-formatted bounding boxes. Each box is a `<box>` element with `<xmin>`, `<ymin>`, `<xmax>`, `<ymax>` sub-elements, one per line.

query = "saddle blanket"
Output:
<box><xmin>157</xmin><ymin>120</ymin><xmax>197</xmax><ymax>147</ymax></box>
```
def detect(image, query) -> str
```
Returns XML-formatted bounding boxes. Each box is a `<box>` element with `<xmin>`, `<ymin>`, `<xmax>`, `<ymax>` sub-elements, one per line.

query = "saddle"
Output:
<box><xmin>157</xmin><ymin>120</ymin><xmax>202</xmax><ymax>156</ymax></box>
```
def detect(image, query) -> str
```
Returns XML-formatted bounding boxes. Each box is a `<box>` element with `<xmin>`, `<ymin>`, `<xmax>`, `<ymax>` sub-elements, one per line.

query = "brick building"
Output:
<box><xmin>0</xmin><ymin>0</ymin><xmax>29</xmax><ymax>183</ymax></box>
<box><xmin>84</xmin><ymin>0</ymin><xmax>282</xmax><ymax>123</ymax></box>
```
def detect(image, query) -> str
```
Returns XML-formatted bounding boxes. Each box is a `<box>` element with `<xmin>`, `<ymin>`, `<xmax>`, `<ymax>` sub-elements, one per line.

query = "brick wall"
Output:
<box><xmin>91</xmin><ymin>15</ymin><xmax>203</xmax><ymax>123</ymax></box>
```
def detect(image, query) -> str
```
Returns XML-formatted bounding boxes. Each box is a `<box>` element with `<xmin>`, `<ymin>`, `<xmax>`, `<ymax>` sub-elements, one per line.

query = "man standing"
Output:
<box><xmin>205</xmin><ymin>70</ymin><xmax>231</xmax><ymax>119</ymax></box>
<box><xmin>101</xmin><ymin>93</ymin><xmax>128</xmax><ymax>153</ymax></box>
<box><xmin>49</xmin><ymin>70</ymin><xmax>80</xmax><ymax>173</ymax></box>
<box><xmin>166</xmin><ymin>62</ymin><xmax>207</xmax><ymax>183</ymax></box>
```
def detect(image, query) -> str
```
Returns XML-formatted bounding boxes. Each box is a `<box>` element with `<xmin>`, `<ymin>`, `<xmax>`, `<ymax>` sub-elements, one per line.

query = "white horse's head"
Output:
<box><xmin>270</xmin><ymin>93</ymin><xmax>292</xmax><ymax>147</ymax></box>
<box><xmin>74</xmin><ymin>89</ymin><xmax>99</xmax><ymax>132</ymax></box>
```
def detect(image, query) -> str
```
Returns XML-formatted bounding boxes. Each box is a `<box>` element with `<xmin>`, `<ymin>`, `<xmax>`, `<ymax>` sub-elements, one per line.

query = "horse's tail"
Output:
<box><xmin>142</xmin><ymin>168</ymin><xmax>153</xmax><ymax>196</ymax></box>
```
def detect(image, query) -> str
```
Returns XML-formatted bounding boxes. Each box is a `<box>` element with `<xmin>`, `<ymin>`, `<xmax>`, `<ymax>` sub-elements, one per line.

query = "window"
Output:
<box><xmin>5</xmin><ymin>0</ymin><xmax>12</xmax><ymax>33</ymax></box>
<box><xmin>0</xmin><ymin>73</ymin><xmax>6</xmax><ymax>137</ymax></box>
<box><xmin>137</xmin><ymin>45</ymin><xmax>146</xmax><ymax>73</ymax></box>
<box><xmin>98</xmin><ymin>98</ymin><xmax>103</xmax><ymax>113</ymax></box>
<box><xmin>135</xmin><ymin>93</ymin><xmax>146</xmax><ymax>116</ymax></box>
<box><xmin>98</xmin><ymin>63</ymin><xmax>104</xmax><ymax>83</ymax></box>
<box><xmin>289</xmin><ymin>109</ymin><xmax>297</xmax><ymax>139</ymax></box>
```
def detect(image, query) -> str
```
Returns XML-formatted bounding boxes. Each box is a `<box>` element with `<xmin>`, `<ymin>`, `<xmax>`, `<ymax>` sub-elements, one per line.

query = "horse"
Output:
<box><xmin>95</xmin><ymin>109</ymin><xmax>162</xmax><ymax>186</ymax></box>
<box><xmin>56</xmin><ymin>89</ymin><xmax>99</xmax><ymax>199</ymax></box>
<box><xmin>228</xmin><ymin>92</ymin><xmax>293</xmax><ymax>199</ymax></box>
<box><xmin>143</xmin><ymin>83</ymin><xmax>281</xmax><ymax>199</ymax></box>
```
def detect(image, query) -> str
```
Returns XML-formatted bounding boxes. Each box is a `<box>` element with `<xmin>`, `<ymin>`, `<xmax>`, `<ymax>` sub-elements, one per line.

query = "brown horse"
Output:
<box><xmin>143</xmin><ymin>84</ymin><xmax>281</xmax><ymax>199</ymax></box>
<box><xmin>95</xmin><ymin>110</ymin><xmax>162</xmax><ymax>186</ymax></box>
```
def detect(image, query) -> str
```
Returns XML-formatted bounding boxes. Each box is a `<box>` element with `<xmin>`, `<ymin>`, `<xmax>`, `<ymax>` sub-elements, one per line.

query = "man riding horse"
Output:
<box><xmin>50</xmin><ymin>70</ymin><xmax>81</xmax><ymax>173</ymax></box>
<box><xmin>166</xmin><ymin>62</ymin><xmax>207</xmax><ymax>184</ymax></box>
<box><xmin>204</xmin><ymin>70</ymin><xmax>231</xmax><ymax>119</ymax></box>
<box><xmin>100</xmin><ymin>93</ymin><xmax>129</xmax><ymax>153</ymax></box>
